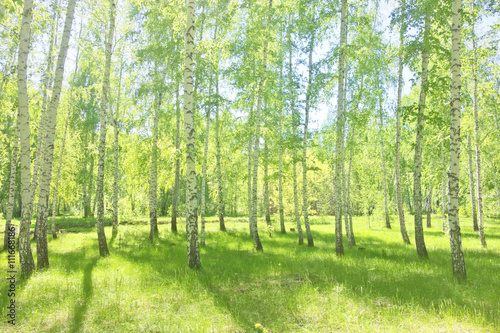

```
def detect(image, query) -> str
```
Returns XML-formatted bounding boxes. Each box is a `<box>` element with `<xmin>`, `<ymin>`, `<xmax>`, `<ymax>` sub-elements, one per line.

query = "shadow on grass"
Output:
<box><xmin>108</xmin><ymin>226</ymin><xmax>500</xmax><ymax>331</ymax></box>
<box><xmin>62</xmin><ymin>249</ymin><xmax>99</xmax><ymax>333</ymax></box>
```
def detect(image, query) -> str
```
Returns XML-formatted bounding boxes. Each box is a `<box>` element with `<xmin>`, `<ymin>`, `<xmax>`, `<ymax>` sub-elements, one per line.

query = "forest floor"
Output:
<box><xmin>0</xmin><ymin>214</ymin><xmax>499</xmax><ymax>332</ymax></box>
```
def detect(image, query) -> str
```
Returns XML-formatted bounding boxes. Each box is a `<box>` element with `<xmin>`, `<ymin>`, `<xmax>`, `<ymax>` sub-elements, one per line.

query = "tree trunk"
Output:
<box><xmin>250</xmin><ymin>0</ymin><xmax>272</xmax><ymax>251</ymax></box>
<box><xmin>467</xmin><ymin>134</ymin><xmax>478</xmax><ymax>231</ymax></box>
<box><xmin>51</xmin><ymin>21</ymin><xmax>82</xmax><ymax>239</ymax></box>
<box><xmin>264</xmin><ymin>136</ymin><xmax>271</xmax><ymax>228</ymax></box>
<box><xmin>247</xmin><ymin>88</ymin><xmax>254</xmax><ymax>236</ymax></box>
<box><xmin>215</xmin><ymin>70</ymin><xmax>226</xmax><ymax>231</ymax></box>
<box><xmin>426</xmin><ymin>185</ymin><xmax>432</xmax><ymax>228</ymax></box>
<box><xmin>334</xmin><ymin>0</ymin><xmax>348</xmax><ymax>255</ymax></box>
<box><xmin>278</xmin><ymin>50</ymin><xmax>285</xmax><ymax>234</ymax></box>
<box><xmin>96</xmin><ymin>0</ymin><xmax>116</xmax><ymax>257</ymax></box>
<box><xmin>395</xmin><ymin>0</ymin><xmax>411</xmax><ymax>244</ymax></box>
<box><xmin>18</xmin><ymin>0</ymin><xmax>36</xmax><ymax>278</ymax></box>
<box><xmin>288</xmin><ymin>14</ymin><xmax>303</xmax><ymax>244</ymax></box>
<box><xmin>36</xmin><ymin>0</ymin><xmax>77</xmax><ymax>270</ymax></box>
<box><xmin>149</xmin><ymin>92</ymin><xmax>161</xmax><ymax>241</ymax></box>
<box><xmin>3</xmin><ymin>124</ymin><xmax>19</xmax><ymax>251</ymax></box>
<box><xmin>302</xmin><ymin>14</ymin><xmax>315</xmax><ymax>247</ymax></box>
<box><xmin>448</xmin><ymin>0</ymin><xmax>466</xmax><ymax>281</ymax></box>
<box><xmin>112</xmin><ymin>59</ymin><xmax>123</xmax><ymax>236</ymax></box>
<box><xmin>171</xmin><ymin>81</ymin><xmax>181</xmax><ymax>233</ymax></box>
<box><xmin>441</xmin><ymin>108</ymin><xmax>447</xmax><ymax>233</ymax></box>
<box><xmin>413</xmin><ymin>8</ymin><xmax>430</xmax><ymax>259</ymax></box>
<box><xmin>346</xmin><ymin>128</ymin><xmax>355</xmax><ymax>246</ymax></box>
<box><xmin>200</xmin><ymin>74</ymin><xmax>212</xmax><ymax>246</ymax></box>
<box><xmin>494</xmin><ymin>173</ymin><xmax>500</xmax><ymax>212</ymax></box>
<box><xmin>378</xmin><ymin>89</ymin><xmax>390</xmax><ymax>229</ymax></box>
<box><xmin>30</xmin><ymin>0</ymin><xmax>59</xmax><ymax>228</ymax></box>
<box><xmin>87</xmin><ymin>141</ymin><xmax>95</xmax><ymax>217</ymax></box>
<box><xmin>184</xmin><ymin>0</ymin><xmax>201</xmax><ymax>268</ymax></box>
<box><xmin>471</xmin><ymin>6</ymin><xmax>486</xmax><ymax>247</ymax></box>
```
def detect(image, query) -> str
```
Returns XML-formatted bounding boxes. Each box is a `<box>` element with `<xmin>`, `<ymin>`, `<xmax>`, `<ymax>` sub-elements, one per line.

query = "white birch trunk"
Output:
<box><xmin>149</xmin><ymin>92</ymin><xmax>161</xmax><ymax>241</ymax></box>
<box><xmin>250</xmin><ymin>0</ymin><xmax>273</xmax><ymax>251</ymax></box>
<box><xmin>278</xmin><ymin>48</ymin><xmax>285</xmax><ymax>234</ymax></box>
<box><xmin>378</xmin><ymin>90</ymin><xmax>390</xmax><ymax>229</ymax></box>
<box><xmin>426</xmin><ymin>185</ymin><xmax>432</xmax><ymax>228</ymax></box>
<box><xmin>413</xmin><ymin>9</ymin><xmax>430</xmax><ymax>258</ymax></box>
<box><xmin>467</xmin><ymin>134</ymin><xmax>478</xmax><ymax>231</ymax></box>
<box><xmin>247</xmin><ymin>93</ymin><xmax>254</xmax><ymax>236</ymax></box>
<box><xmin>302</xmin><ymin>15</ymin><xmax>315</xmax><ymax>247</ymax></box>
<box><xmin>441</xmin><ymin>108</ymin><xmax>447</xmax><ymax>233</ymax></box>
<box><xmin>448</xmin><ymin>0</ymin><xmax>466</xmax><ymax>280</ymax></box>
<box><xmin>395</xmin><ymin>0</ymin><xmax>411</xmax><ymax>243</ymax></box>
<box><xmin>264</xmin><ymin>136</ymin><xmax>271</xmax><ymax>228</ymax></box>
<box><xmin>200</xmin><ymin>75</ymin><xmax>212</xmax><ymax>246</ymax></box>
<box><xmin>288</xmin><ymin>14</ymin><xmax>303</xmax><ymax>244</ymax></box>
<box><xmin>215</xmin><ymin>70</ymin><xmax>226</xmax><ymax>231</ymax></box>
<box><xmin>112</xmin><ymin>59</ymin><xmax>123</xmax><ymax>236</ymax></box>
<box><xmin>3</xmin><ymin>124</ymin><xmax>19</xmax><ymax>251</ymax></box>
<box><xmin>36</xmin><ymin>0</ymin><xmax>77</xmax><ymax>269</ymax></box>
<box><xmin>346</xmin><ymin>128</ymin><xmax>355</xmax><ymax>246</ymax></box>
<box><xmin>471</xmin><ymin>7</ymin><xmax>486</xmax><ymax>247</ymax></box>
<box><xmin>51</xmin><ymin>22</ymin><xmax>82</xmax><ymax>239</ymax></box>
<box><xmin>171</xmin><ymin>81</ymin><xmax>180</xmax><ymax>233</ymax></box>
<box><xmin>96</xmin><ymin>0</ymin><xmax>116</xmax><ymax>257</ymax></box>
<box><xmin>17</xmin><ymin>0</ymin><xmax>36</xmax><ymax>277</ymax></box>
<box><xmin>184</xmin><ymin>0</ymin><xmax>201</xmax><ymax>268</ymax></box>
<box><xmin>334</xmin><ymin>0</ymin><xmax>347</xmax><ymax>255</ymax></box>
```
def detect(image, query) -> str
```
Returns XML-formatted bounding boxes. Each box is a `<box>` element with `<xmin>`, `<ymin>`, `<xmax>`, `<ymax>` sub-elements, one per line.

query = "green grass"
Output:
<box><xmin>1</xmin><ymin>214</ymin><xmax>499</xmax><ymax>332</ymax></box>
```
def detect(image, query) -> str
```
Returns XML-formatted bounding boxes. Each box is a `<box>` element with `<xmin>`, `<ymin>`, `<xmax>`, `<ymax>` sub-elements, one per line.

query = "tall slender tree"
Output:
<box><xmin>467</xmin><ymin>134</ymin><xmax>478</xmax><ymax>231</ymax></box>
<box><xmin>395</xmin><ymin>0</ymin><xmax>411</xmax><ymax>244</ymax></box>
<box><xmin>334</xmin><ymin>0</ymin><xmax>348</xmax><ymax>256</ymax></box>
<box><xmin>18</xmin><ymin>0</ymin><xmax>36</xmax><ymax>278</ymax></box>
<box><xmin>448</xmin><ymin>0</ymin><xmax>466</xmax><ymax>280</ymax></box>
<box><xmin>36</xmin><ymin>0</ymin><xmax>77</xmax><ymax>269</ymax></box>
<box><xmin>413</xmin><ymin>4</ymin><xmax>430</xmax><ymax>258</ymax></box>
<box><xmin>3</xmin><ymin>124</ymin><xmax>19</xmax><ymax>250</ymax></box>
<box><xmin>96</xmin><ymin>0</ymin><xmax>117</xmax><ymax>257</ymax></box>
<box><xmin>184</xmin><ymin>0</ymin><xmax>201</xmax><ymax>268</ymax></box>
<box><xmin>171</xmin><ymin>81</ymin><xmax>180</xmax><ymax>233</ymax></box>
<box><xmin>149</xmin><ymin>92</ymin><xmax>162</xmax><ymax>241</ymax></box>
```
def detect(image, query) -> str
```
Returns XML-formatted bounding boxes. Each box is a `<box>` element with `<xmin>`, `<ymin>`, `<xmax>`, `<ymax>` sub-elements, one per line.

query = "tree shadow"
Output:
<box><xmin>69</xmin><ymin>251</ymin><xmax>98</xmax><ymax>333</ymax></box>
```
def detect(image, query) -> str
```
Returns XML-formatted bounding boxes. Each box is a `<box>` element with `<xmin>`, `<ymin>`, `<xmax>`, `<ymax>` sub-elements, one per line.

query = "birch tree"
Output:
<box><xmin>3</xmin><ymin>124</ymin><xmax>18</xmax><ymax>250</ymax></box>
<box><xmin>18</xmin><ymin>0</ymin><xmax>36</xmax><ymax>278</ymax></box>
<box><xmin>149</xmin><ymin>92</ymin><xmax>161</xmax><ymax>241</ymax></box>
<box><xmin>184</xmin><ymin>0</ymin><xmax>201</xmax><ymax>268</ymax></box>
<box><xmin>467</xmin><ymin>134</ymin><xmax>478</xmax><ymax>231</ymax></box>
<box><xmin>334</xmin><ymin>0</ymin><xmax>348</xmax><ymax>256</ymax></box>
<box><xmin>171</xmin><ymin>82</ymin><xmax>180</xmax><ymax>233</ymax></box>
<box><xmin>36</xmin><ymin>0</ymin><xmax>77</xmax><ymax>269</ymax></box>
<box><xmin>395</xmin><ymin>0</ymin><xmax>411</xmax><ymax>244</ymax></box>
<box><xmin>302</xmin><ymin>6</ymin><xmax>315</xmax><ymax>247</ymax></box>
<box><xmin>96</xmin><ymin>0</ymin><xmax>117</xmax><ymax>257</ymax></box>
<box><xmin>413</xmin><ymin>4</ymin><xmax>430</xmax><ymax>259</ymax></box>
<box><xmin>448</xmin><ymin>0</ymin><xmax>466</xmax><ymax>280</ymax></box>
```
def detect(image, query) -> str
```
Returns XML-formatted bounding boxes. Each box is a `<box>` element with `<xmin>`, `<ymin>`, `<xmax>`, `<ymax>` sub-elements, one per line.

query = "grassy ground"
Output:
<box><xmin>1</xmin><ymin>214</ymin><xmax>499</xmax><ymax>332</ymax></box>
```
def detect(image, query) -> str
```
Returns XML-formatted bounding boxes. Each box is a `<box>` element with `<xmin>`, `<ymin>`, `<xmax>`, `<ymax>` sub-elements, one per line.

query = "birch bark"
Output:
<box><xmin>96</xmin><ymin>0</ymin><xmax>116</xmax><ymax>257</ymax></box>
<box><xmin>18</xmin><ymin>0</ymin><xmax>36</xmax><ymax>277</ymax></box>
<box><xmin>413</xmin><ymin>8</ymin><xmax>430</xmax><ymax>258</ymax></box>
<box><xmin>36</xmin><ymin>0</ymin><xmax>77</xmax><ymax>269</ymax></box>
<box><xmin>467</xmin><ymin>134</ymin><xmax>478</xmax><ymax>231</ymax></box>
<box><xmin>184</xmin><ymin>0</ymin><xmax>201</xmax><ymax>268</ymax></box>
<box><xmin>3</xmin><ymin>124</ymin><xmax>19</xmax><ymax>251</ymax></box>
<box><xmin>448</xmin><ymin>0</ymin><xmax>466</xmax><ymax>281</ymax></box>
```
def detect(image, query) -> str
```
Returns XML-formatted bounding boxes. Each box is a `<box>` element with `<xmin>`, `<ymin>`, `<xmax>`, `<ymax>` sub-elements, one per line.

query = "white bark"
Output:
<box><xmin>215</xmin><ymin>70</ymin><xmax>226</xmax><ymax>231</ymax></box>
<box><xmin>378</xmin><ymin>89</ymin><xmax>390</xmax><ymax>229</ymax></box>
<box><xmin>171</xmin><ymin>81</ymin><xmax>180</xmax><ymax>233</ymax></box>
<box><xmin>471</xmin><ymin>5</ymin><xmax>486</xmax><ymax>247</ymax></box>
<box><xmin>334</xmin><ymin>0</ymin><xmax>347</xmax><ymax>255</ymax></box>
<box><xmin>3</xmin><ymin>124</ymin><xmax>19</xmax><ymax>251</ymax></box>
<box><xmin>448</xmin><ymin>0</ymin><xmax>466</xmax><ymax>281</ymax></box>
<box><xmin>36</xmin><ymin>0</ymin><xmax>77</xmax><ymax>270</ymax></box>
<box><xmin>149</xmin><ymin>92</ymin><xmax>161</xmax><ymax>241</ymax></box>
<box><xmin>184</xmin><ymin>0</ymin><xmax>201</xmax><ymax>268</ymax></box>
<box><xmin>395</xmin><ymin>0</ymin><xmax>411</xmax><ymax>243</ymax></box>
<box><xmin>302</xmin><ymin>14</ymin><xmax>315</xmax><ymax>247</ymax></box>
<box><xmin>288</xmin><ymin>14</ymin><xmax>303</xmax><ymax>244</ymax></box>
<box><xmin>413</xmin><ymin>8</ymin><xmax>430</xmax><ymax>258</ymax></box>
<box><xmin>18</xmin><ymin>0</ymin><xmax>36</xmax><ymax>277</ymax></box>
<box><xmin>112</xmin><ymin>58</ymin><xmax>123</xmax><ymax>236</ymax></box>
<box><xmin>96</xmin><ymin>0</ymin><xmax>116</xmax><ymax>257</ymax></box>
<box><xmin>200</xmin><ymin>74</ymin><xmax>212</xmax><ymax>246</ymax></box>
<box><xmin>467</xmin><ymin>134</ymin><xmax>478</xmax><ymax>231</ymax></box>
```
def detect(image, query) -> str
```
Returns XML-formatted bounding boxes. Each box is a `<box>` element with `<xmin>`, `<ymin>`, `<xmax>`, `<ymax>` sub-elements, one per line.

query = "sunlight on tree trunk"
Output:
<box><xmin>467</xmin><ymin>134</ymin><xmax>478</xmax><ymax>231</ymax></box>
<box><xmin>184</xmin><ymin>0</ymin><xmax>201</xmax><ymax>268</ymax></box>
<box><xmin>18</xmin><ymin>0</ymin><xmax>36</xmax><ymax>278</ymax></box>
<box><xmin>3</xmin><ymin>124</ymin><xmax>19</xmax><ymax>251</ymax></box>
<box><xmin>96</xmin><ymin>0</ymin><xmax>116</xmax><ymax>257</ymax></box>
<box><xmin>171</xmin><ymin>81</ymin><xmax>180</xmax><ymax>233</ymax></box>
<box><xmin>36</xmin><ymin>0</ymin><xmax>77</xmax><ymax>269</ymax></box>
<box><xmin>448</xmin><ymin>0</ymin><xmax>466</xmax><ymax>281</ymax></box>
